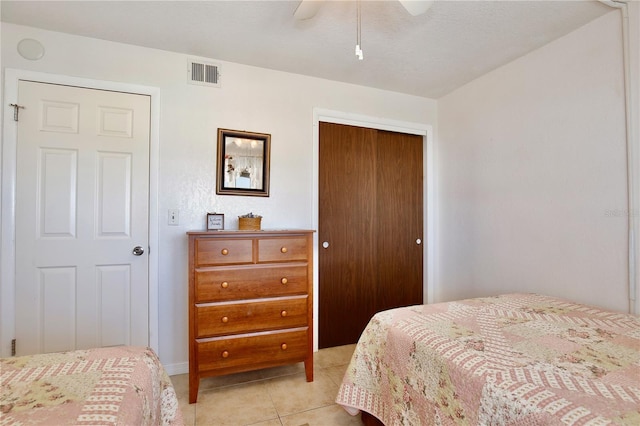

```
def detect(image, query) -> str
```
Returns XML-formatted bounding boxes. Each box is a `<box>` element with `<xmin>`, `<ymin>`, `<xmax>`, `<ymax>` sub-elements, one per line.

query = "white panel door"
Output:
<box><xmin>15</xmin><ymin>81</ymin><xmax>151</xmax><ymax>355</ymax></box>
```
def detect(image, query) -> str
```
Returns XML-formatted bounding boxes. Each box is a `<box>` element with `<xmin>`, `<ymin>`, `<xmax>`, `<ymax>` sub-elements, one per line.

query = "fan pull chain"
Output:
<box><xmin>355</xmin><ymin>0</ymin><xmax>363</xmax><ymax>60</ymax></box>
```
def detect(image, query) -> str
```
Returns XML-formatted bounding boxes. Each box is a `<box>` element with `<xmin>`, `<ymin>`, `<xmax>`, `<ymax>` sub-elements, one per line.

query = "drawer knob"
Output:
<box><xmin>281</xmin><ymin>310</ymin><xmax>287</xmax><ymax>317</ymax></box>
<box><xmin>281</xmin><ymin>343</ymin><xmax>287</xmax><ymax>350</ymax></box>
<box><xmin>221</xmin><ymin>350</ymin><xmax>229</xmax><ymax>358</ymax></box>
<box><xmin>221</xmin><ymin>248</ymin><xmax>229</xmax><ymax>255</ymax></box>
<box><xmin>280</xmin><ymin>246</ymin><xmax>288</xmax><ymax>254</ymax></box>
<box><xmin>221</xmin><ymin>281</ymin><xmax>229</xmax><ymax>289</ymax></box>
<box><xmin>221</xmin><ymin>316</ymin><xmax>228</xmax><ymax>323</ymax></box>
<box><xmin>281</xmin><ymin>277</ymin><xmax>288</xmax><ymax>285</ymax></box>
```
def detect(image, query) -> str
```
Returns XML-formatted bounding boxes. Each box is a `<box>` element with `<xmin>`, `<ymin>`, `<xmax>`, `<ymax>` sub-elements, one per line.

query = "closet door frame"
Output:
<box><xmin>311</xmin><ymin>108</ymin><xmax>434</xmax><ymax>351</ymax></box>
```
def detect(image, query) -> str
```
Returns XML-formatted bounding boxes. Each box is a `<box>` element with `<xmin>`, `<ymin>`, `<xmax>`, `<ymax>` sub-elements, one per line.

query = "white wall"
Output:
<box><xmin>631</xmin><ymin>0</ymin><xmax>640</xmax><ymax>316</ymax></box>
<box><xmin>0</xmin><ymin>23</ymin><xmax>437</xmax><ymax>371</ymax></box>
<box><xmin>437</xmin><ymin>10</ymin><xmax>632</xmax><ymax>313</ymax></box>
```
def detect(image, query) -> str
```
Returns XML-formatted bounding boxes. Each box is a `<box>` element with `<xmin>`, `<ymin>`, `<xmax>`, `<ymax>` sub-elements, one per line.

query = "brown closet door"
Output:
<box><xmin>318</xmin><ymin>122</ymin><xmax>423</xmax><ymax>349</ymax></box>
<box><xmin>318</xmin><ymin>123</ymin><xmax>378</xmax><ymax>348</ymax></box>
<box><xmin>376</xmin><ymin>130</ymin><xmax>424</xmax><ymax>310</ymax></box>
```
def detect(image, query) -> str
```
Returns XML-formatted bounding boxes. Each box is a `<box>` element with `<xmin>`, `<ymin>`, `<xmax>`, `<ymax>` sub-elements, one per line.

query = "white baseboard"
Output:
<box><xmin>164</xmin><ymin>362</ymin><xmax>189</xmax><ymax>376</ymax></box>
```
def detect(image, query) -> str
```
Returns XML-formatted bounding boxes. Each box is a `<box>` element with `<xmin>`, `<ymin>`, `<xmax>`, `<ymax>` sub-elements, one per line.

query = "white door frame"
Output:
<box><xmin>1</xmin><ymin>68</ymin><xmax>160</xmax><ymax>357</ymax></box>
<box><xmin>311</xmin><ymin>108</ymin><xmax>435</xmax><ymax>351</ymax></box>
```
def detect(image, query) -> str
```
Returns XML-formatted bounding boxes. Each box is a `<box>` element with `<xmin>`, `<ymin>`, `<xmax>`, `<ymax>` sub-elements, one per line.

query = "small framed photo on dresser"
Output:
<box><xmin>206</xmin><ymin>213</ymin><xmax>224</xmax><ymax>230</ymax></box>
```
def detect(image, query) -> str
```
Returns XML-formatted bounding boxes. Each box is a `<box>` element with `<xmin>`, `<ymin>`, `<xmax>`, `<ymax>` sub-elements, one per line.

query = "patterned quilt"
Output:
<box><xmin>0</xmin><ymin>346</ymin><xmax>183</xmax><ymax>425</ymax></box>
<box><xmin>336</xmin><ymin>293</ymin><xmax>640</xmax><ymax>425</ymax></box>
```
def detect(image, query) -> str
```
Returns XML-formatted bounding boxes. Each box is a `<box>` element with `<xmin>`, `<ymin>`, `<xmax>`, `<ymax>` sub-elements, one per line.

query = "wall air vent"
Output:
<box><xmin>188</xmin><ymin>59</ymin><xmax>221</xmax><ymax>88</ymax></box>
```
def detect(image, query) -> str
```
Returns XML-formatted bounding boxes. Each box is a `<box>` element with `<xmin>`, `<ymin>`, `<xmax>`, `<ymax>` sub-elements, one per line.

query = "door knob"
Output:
<box><xmin>322</xmin><ymin>241</ymin><xmax>329</xmax><ymax>249</ymax></box>
<box><xmin>416</xmin><ymin>238</ymin><xmax>422</xmax><ymax>245</ymax></box>
<box><xmin>132</xmin><ymin>246</ymin><xmax>145</xmax><ymax>256</ymax></box>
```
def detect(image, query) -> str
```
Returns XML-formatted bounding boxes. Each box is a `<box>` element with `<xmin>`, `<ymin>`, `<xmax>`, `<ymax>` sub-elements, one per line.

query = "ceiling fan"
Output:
<box><xmin>293</xmin><ymin>0</ymin><xmax>435</xmax><ymax>21</ymax></box>
<box><xmin>294</xmin><ymin>0</ymin><xmax>434</xmax><ymax>60</ymax></box>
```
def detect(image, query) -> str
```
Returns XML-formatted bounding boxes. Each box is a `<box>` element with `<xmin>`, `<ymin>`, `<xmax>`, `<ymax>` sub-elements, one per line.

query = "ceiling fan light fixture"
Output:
<box><xmin>399</xmin><ymin>0</ymin><xmax>435</xmax><ymax>16</ymax></box>
<box><xmin>293</xmin><ymin>0</ymin><xmax>324</xmax><ymax>20</ymax></box>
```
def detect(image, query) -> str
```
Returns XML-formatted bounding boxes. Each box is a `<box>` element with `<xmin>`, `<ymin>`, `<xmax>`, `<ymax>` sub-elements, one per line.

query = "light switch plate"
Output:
<box><xmin>168</xmin><ymin>209</ymin><xmax>179</xmax><ymax>225</ymax></box>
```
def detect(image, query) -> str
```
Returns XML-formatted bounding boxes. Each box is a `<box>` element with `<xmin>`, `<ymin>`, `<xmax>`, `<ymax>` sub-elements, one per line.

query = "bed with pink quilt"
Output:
<box><xmin>0</xmin><ymin>346</ymin><xmax>183</xmax><ymax>425</ymax></box>
<box><xmin>336</xmin><ymin>293</ymin><xmax>640</xmax><ymax>425</ymax></box>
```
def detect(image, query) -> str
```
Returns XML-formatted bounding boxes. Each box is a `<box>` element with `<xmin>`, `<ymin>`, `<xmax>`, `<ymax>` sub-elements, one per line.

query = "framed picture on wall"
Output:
<box><xmin>216</xmin><ymin>128</ymin><xmax>271</xmax><ymax>197</ymax></box>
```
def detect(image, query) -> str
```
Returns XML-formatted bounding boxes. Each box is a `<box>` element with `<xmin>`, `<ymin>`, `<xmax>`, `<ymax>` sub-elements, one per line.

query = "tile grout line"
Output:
<box><xmin>179</xmin><ymin>345</ymin><xmax>357</xmax><ymax>426</ymax></box>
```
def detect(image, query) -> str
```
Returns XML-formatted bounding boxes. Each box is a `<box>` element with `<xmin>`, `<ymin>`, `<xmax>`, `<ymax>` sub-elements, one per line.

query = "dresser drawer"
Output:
<box><xmin>258</xmin><ymin>236</ymin><xmax>308</xmax><ymax>263</ymax></box>
<box><xmin>197</xmin><ymin>328</ymin><xmax>308</xmax><ymax>374</ymax></box>
<box><xmin>195</xmin><ymin>264</ymin><xmax>308</xmax><ymax>303</ymax></box>
<box><xmin>195</xmin><ymin>238</ymin><xmax>253</xmax><ymax>266</ymax></box>
<box><xmin>196</xmin><ymin>296</ymin><xmax>308</xmax><ymax>338</ymax></box>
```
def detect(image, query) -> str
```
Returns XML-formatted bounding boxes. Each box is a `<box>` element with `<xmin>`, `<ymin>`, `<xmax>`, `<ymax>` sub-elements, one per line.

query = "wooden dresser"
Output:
<box><xmin>187</xmin><ymin>229</ymin><xmax>314</xmax><ymax>403</ymax></box>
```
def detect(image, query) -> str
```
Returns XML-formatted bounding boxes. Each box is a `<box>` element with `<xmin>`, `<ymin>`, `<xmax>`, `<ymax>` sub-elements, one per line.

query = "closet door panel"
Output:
<box><xmin>318</xmin><ymin>122</ymin><xmax>377</xmax><ymax>348</ymax></box>
<box><xmin>376</xmin><ymin>130</ymin><xmax>424</xmax><ymax>309</ymax></box>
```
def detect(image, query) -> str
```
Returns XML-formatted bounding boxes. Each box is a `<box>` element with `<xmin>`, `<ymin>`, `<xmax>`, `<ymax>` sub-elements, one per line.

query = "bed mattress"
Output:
<box><xmin>1</xmin><ymin>346</ymin><xmax>183</xmax><ymax>425</ymax></box>
<box><xmin>336</xmin><ymin>293</ymin><xmax>640</xmax><ymax>425</ymax></box>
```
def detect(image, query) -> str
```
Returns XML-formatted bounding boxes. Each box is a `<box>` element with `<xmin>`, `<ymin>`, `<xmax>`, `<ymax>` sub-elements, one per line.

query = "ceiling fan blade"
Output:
<box><xmin>293</xmin><ymin>0</ymin><xmax>325</xmax><ymax>20</ymax></box>
<box><xmin>398</xmin><ymin>0</ymin><xmax>434</xmax><ymax>16</ymax></box>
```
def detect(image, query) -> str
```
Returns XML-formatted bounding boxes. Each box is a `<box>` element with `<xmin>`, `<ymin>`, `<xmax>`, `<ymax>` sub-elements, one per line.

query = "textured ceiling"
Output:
<box><xmin>0</xmin><ymin>0</ymin><xmax>612</xmax><ymax>98</ymax></box>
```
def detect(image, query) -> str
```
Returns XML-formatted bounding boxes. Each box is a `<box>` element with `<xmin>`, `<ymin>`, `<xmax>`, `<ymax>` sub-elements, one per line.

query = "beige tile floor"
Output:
<box><xmin>170</xmin><ymin>344</ymin><xmax>362</xmax><ymax>426</ymax></box>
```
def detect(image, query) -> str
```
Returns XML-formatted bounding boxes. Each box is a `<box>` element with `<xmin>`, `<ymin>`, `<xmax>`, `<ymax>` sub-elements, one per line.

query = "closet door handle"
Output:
<box><xmin>322</xmin><ymin>241</ymin><xmax>329</xmax><ymax>249</ymax></box>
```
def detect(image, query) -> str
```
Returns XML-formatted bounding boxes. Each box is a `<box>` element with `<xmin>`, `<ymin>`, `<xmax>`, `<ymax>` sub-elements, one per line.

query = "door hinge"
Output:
<box><xmin>9</xmin><ymin>104</ymin><xmax>25</xmax><ymax>122</ymax></box>
<box><xmin>11</xmin><ymin>339</ymin><xmax>16</xmax><ymax>356</ymax></box>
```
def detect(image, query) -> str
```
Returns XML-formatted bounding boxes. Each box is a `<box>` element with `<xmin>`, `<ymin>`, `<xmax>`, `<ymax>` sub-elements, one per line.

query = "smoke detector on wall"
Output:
<box><xmin>188</xmin><ymin>59</ymin><xmax>221</xmax><ymax>88</ymax></box>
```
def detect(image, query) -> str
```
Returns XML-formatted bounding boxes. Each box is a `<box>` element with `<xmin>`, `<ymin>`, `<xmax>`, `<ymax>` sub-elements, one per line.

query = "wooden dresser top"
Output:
<box><xmin>187</xmin><ymin>229</ymin><xmax>315</xmax><ymax>236</ymax></box>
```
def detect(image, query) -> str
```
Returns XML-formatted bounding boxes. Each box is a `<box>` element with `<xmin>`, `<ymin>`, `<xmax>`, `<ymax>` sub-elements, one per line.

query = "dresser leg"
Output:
<box><xmin>189</xmin><ymin>373</ymin><xmax>199</xmax><ymax>404</ymax></box>
<box><xmin>304</xmin><ymin>354</ymin><xmax>314</xmax><ymax>382</ymax></box>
